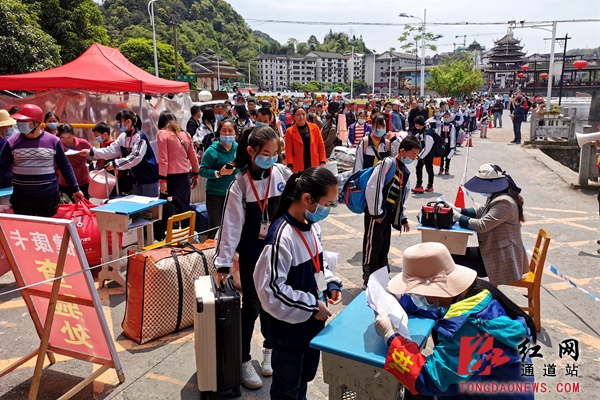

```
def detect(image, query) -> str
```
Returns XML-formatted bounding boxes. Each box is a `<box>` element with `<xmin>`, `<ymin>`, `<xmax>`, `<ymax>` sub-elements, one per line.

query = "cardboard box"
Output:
<box><xmin>419</xmin><ymin>228</ymin><xmax>472</xmax><ymax>255</ymax></box>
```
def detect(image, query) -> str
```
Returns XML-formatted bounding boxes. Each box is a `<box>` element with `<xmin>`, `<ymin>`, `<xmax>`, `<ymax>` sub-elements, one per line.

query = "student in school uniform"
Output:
<box><xmin>361</xmin><ymin>136</ymin><xmax>421</xmax><ymax>288</ymax></box>
<box><xmin>353</xmin><ymin>115</ymin><xmax>397</xmax><ymax>173</ymax></box>
<box><xmin>213</xmin><ymin>125</ymin><xmax>291</xmax><ymax>389</ymax></box>
<box><xmin>254</xmin><ymin>167</ymin><xmax>342</xmax><ymax>400</ymax></box>
<box><xmin>438</xmin><ymin>112</ymin><xmax>457</xmax><ymax>176</ymax></box>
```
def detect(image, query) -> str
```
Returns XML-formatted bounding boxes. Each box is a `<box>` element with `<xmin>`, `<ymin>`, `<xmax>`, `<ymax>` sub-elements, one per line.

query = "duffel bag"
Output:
<box><xmin>418</xmin><ymin>201</ymin><xmax>455</xmax><ymax>230</ymax></box>
<box><xmin>122</xmin><ymin>240</ymin><xmax>217</xmax><ymax>344</ymax></box>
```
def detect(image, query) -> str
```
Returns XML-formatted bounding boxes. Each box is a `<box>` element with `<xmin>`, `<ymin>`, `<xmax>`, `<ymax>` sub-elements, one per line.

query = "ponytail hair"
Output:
<box><xmin>231</xmin><ymin>125</ymin><xmax>279</xmax><ymax>170</ymax></box>
<box><xmin>272</xmin><ymin>167</ymin><xmax>338</xmax><ymax>222</ymax></box>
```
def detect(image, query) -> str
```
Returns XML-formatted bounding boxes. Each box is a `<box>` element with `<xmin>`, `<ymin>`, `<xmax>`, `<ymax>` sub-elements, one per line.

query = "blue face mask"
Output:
<box><xmin>255</xmin><ymin>122</ymin><xmax>268</xmax><ymax>127</ymax></box>
<box><xmin>215</xmin><ymin>114</ymin><xmax>224</xmax><ymax>122</ymax></box>
<box><xmin>220</xmin><ymin>135</ymin><xmax>235</xmax><ymax>145</ymax></box>
<box><xmin>308</xmin><ymin>112</ymin><xmax>313</xmax><ymax>117</ymax></box>
<box><xmin>95</xmin><ymin>136</ymin><xmax>103</xmax><ymax>144</ymax></box>
<box><xmin>480</xmin><ymin>193</ymin><xmax>491</xmax><ymax>198</ymax></box>
<box><xmin>227</xmin><ymin>106</ymin><xmax>232</xmax><ymax>111</ymax></box>
<box><xmin>306</xmin><ymin>199</ymin><xmax>331</xmax><ymax>222</ymax></box>
<box><xmin>373</xmin><ymin>129</ymin><xmax>386</xmax><ymax>137</ymax></box>
<box><xmin>402</xmin><ymin>156</ymin><xmax>414</xmax><ymax>165</ymax></box>
<box><xmin>254</xmin><ymin>154</ymin><xmax>277</xmax><ymax>170</ymax></box>
<box><xmin>434</xmin><ymin>112</ymin><xmax>441</xmax><ymax>117</ymax></box>
<box><xmin>46</xmin><ymin>122</ymin><xmax>59</xmax><ymax>130</ymax></box>
<box><xmin>410</xmin><ymin>294</ymin><xmax>440</xmax><ymax>311</ymax></box>
<box><xmin>443</xmin><ymin>118</ymin><xmax>452</xmax><ymax>123</ymax></box>
<box><xmin>417</xmin><ymin>103</ymin><xmax>424</xmax><ymax>108</ymax></box>
<box><xmin>5</xmin><ymin>127</ymin><xmax>14</xmax><ymax>137</ymax></box>
<box><xmin>118</xmin><ymin>123</ymin><xmax>128</xmax><ymax>132</ymax></box>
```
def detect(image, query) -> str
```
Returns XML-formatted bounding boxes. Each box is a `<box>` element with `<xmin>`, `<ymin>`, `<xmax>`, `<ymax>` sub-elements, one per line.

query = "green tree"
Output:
<box><xmin>352</xmin><ymin>79</ymin><xmax>368</xmax><ymax>96</ymax></box>
<box><xmin>0</xmin><ymin>0</ymin><xmax>61</xmax><ymax>74</ymax></box>
<box><xmin>426</xmin><ymin>53</ymin><xmax>485</xmax><ymax>96</ymax></box>
<box><xmin>24</xmin><ymin>0</ymin><xmax>110</xmax><ymax>63</ymax></box>
<box><xmin>397</xmin><ymin>25</ymin><xmax>440</xmax><ymax>56</ymax></box>
<box><xmin>307</xmin><ymin>35</ymin><xmax>319</xmax><ymax>51</ymax></box>
<box><xmin>119</xmin><ymin>38</ymin><xmax>191</xmax><ymax>80</ymax></box>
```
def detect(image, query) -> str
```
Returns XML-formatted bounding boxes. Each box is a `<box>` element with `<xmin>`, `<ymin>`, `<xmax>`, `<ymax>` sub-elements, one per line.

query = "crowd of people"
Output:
<box><xmin>0</xmin><ymin>89</ymin><xmax>537</xmax><ymax>399</ymax></box>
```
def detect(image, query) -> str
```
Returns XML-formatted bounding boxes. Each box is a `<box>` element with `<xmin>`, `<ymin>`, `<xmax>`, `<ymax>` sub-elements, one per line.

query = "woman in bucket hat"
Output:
<box><xmin>375</xmin><ymin>242</ymin><xmax>536</xmax><ymax>399</ymax></box>
<box><xmin>450</xmin><ymin>164</ymin><xmax>529</xmax><ymax>286</ymax></box>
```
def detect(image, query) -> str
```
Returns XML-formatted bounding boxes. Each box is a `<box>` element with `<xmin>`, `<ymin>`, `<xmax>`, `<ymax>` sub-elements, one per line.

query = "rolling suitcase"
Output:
<box><xmin>194</xmin><ymin>275</ymin><xmax>242</xmax><ymax>399</ymax></box>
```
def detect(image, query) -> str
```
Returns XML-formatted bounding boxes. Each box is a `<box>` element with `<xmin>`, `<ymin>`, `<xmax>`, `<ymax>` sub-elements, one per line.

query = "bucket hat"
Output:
<box><xmin>0</xmin><ymin>110</ymin><xmax>16</xmax><ymax>128</ymax></box>
<box><xmin>388</xmin><ymin>242</ymin><xmax>477</xmax><ymax>297</ymax></box>
<box><xmin>463</xmin><ymin>163</ymin><xmax>510</xmax><ymax>194</ymax></box>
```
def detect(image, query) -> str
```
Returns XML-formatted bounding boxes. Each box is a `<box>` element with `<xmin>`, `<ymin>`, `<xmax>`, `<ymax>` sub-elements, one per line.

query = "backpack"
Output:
<box><xmin>340</xmin><ymin>158</ymin><xmax>396</xmax><ymax>214</ymax></box>
<box><xmin>429</xmin><ymin>130</ymin><xmax>446</xmax><ymax>157</ymax></box>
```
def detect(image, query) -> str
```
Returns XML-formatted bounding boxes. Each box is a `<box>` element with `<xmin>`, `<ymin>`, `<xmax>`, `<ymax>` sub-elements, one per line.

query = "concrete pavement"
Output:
<box><xmin>1</xmin><ymin>111</ymin><xmax>600</xmax><ymax>399</ymax></box>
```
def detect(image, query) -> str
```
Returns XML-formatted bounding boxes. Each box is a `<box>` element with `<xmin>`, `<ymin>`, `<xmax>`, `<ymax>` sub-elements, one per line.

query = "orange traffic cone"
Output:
<box><xmin>455</xmin><ymin>186</ymin><xmax>466</xmax><ymax>209</ymax></box>
<box><xmin>467</xmin><ymin>132</ymin><xmax>473</xmax><ymax>147</ymax></box>
<box><xmin>488</xmin><ymin>119</ymin><xmax>493</xmax><ymax>129</ymax></box>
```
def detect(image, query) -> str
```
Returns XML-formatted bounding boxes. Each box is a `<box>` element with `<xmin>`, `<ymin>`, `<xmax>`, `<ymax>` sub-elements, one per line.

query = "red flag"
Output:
<box><xmin>455</xmin><ymin>186</ymin><xmax>466</xmax><ymax>209</ymax></box>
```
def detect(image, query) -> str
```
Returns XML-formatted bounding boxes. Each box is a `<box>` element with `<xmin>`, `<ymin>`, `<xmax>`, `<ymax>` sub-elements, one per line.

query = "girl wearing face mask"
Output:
<box><xmin>254</xmin><ymin>167</ymin><xmax>342</xmax><ymax>400</ymax></box>
<box><xmin>425</xmin><ymin>108</ymin><xmax>442</xmax><ymax>134</ymax></box>
<box><xmin>284</xmin><ymin>107</ymin><xmax>327</xmax><ymax>173</ymax></box>
<box><xmin>44</xmin><ymin>112</ymin><xmax>60</xmax><ymax>136</ymax></box>
<box><xmin>353</xmin><ymin>115</ymin><xmax>397</xmax><ymax>173</ymax></box>
<box><xmin>156</xmin><ymin>111</ymin><xmax>200</xmax><ymax>221</ymax></box>
<box><xmin>193</xmin><ymin>107</ymin><xmax>216</xmax><ymax>154</ymax></box>
<box><xmin>0</xmin><ymin>110</ymin><xmax>16</xmax><ymax>188</ymax></box>
<box><xmin>320</xmin><ymin>113</ymin><xmax>337</xmax><ymax>158</ymax></box>
<box><xmin>361</xmin><ymin>136</ymin><xmax>421</xmax><ymax>288</ymax></box>
<box><xmin>199</xmin><ymin>119</ymin><xmax>238</xmax><ymax>239</ymax></box>
<box><xmin>438</xmin><ymin>111</ymin><xmax>457</xmax><ymax>176</ymax></box>
<box><xmin>234</xmin><ymin>104</ymin><xmax>254</xmax><ymax>140</ymax></box>
<box><xmin>80</xmin><ymin>110</ymin><xmax>159</xmax><ymax>197</ymax></box>
<box><xmin>214</xmin><ymin>125</ymin><xmax>291</xmax><ymax>390</ymax></box>
<box><xmin>347</xmin><ymin>110</ymin><xmax>372</xmax><ymax>149</ymax></box>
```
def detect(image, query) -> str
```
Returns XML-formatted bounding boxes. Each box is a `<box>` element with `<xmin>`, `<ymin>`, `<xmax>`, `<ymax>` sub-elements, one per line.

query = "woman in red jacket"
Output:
<box><xmin>284</xmin><ymin>107</ymin><xmax>326</xmax><ymax>173</ymax></box>
<box><xmin>57</xmin><ymin>123</ymin><xmax>93</xmax><ymax>200</ymax></box>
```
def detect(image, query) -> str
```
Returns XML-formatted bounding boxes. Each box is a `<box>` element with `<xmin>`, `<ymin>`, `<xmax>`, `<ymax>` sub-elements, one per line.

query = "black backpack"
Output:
<box><xmin>429</xmin><ymin>129</ymin><xmax>446</xmax><ymax>157</ymax></box>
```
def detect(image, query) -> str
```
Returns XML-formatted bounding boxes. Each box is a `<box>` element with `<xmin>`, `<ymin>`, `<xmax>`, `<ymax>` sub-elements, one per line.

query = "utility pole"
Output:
<box><xmin>217</xmin><ymin>57</ymin><xmax>221</xmax><ymax>90</ymax></box>
<box><xmin>372</xmin><ymin>49</ymin><xmax>376</xmax><ymax>95</ymax></box>
<box><xmin>148</xmin><ymin>0</ymin><xmax>159</xmax><ymax>77</ymax></box>
<box><xmin>350</xmin><ymin>45</ymin><xmax>354</xmax><ymax>100</ymax></box>
<box><xmin>171</xmin><ymin>11</ymin><xmax>179</xmax><ymax>78</ymax></box>
<box><xmin>420</xmin><ymin>8</ymin><xmax>426</xmax><ymax>98</ymax></box>
<box><xmin>546</xmin><ymin>21</ymin><xmax>557</xmax><ymax>106</ymax></box>
<box><xmin>248</xmin><ymin>60</ymin><xmax>251</xmax><ymax>87</ymax></box>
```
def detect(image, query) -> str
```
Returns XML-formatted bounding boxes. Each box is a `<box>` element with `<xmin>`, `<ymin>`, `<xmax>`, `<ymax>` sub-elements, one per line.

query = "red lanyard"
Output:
<box><xmin>247</xmin><ymin>168</ymin><xmax>272</xmax><ymax>216</ymax></box>
<box><xmin>293</xmin><ymin>227</ymin><xmax>321</xmax><ymax>273</ymax></box>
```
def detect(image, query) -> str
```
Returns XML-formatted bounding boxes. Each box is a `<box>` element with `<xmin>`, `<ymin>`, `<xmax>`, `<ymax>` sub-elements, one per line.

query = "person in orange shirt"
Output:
<box><xmin>284</xmin><ymin>107</ymin><xmax>326</xmax><ymax>173</ymax></box>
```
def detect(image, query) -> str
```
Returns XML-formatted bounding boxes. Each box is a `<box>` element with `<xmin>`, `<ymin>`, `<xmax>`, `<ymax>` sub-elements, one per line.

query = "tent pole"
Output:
<box><xmin>138</xmin><ymin>94</ymin><xmax>143</xmax><ymax>127</ymax></box>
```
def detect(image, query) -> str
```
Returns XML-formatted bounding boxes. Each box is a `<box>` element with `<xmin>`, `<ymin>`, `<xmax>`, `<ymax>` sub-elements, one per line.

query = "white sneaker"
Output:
<box><xmin>261</xmin><ymin>348</ymin><xmax>273</xmax><ymax>376</ymax></box>
<box><xmin>241</xmin><ymin>360</ymin><xmax>262</xmax><ymax>389</ymax></box>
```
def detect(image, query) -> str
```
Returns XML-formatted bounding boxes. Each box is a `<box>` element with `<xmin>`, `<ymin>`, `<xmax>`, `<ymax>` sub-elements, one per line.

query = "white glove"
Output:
<box><xmin>445</xmin><ymin>201</ymin><xmax>462</xmax><ymax>213</ymax></box>
<box><xmin>453</xmin><ymin>209</ymin><xmax>462</xmax><ymax>221</ymax></box>
<box><xmin>375</xmin><ymin>313</ymin><xmax>397</xmax><ymax>343</ymax></box>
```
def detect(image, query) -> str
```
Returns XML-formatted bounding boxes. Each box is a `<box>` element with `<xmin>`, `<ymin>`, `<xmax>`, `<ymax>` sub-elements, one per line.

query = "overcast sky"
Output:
<box><xmin>227</xmin><ymin>0</ymin><xmax>599</xmax><ymax>56</ymax></box>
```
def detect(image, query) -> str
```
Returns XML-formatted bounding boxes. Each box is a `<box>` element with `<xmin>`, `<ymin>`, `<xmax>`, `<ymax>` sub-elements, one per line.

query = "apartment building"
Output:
<box><xmin>256</xmin><ymin>51</ymin><xmax>365</xmax><ymax>90</ymax></box>
<box><xmin>364</xmin><ymin>51</ymin><xmax>420</xmax><ymax>96</ymax></box>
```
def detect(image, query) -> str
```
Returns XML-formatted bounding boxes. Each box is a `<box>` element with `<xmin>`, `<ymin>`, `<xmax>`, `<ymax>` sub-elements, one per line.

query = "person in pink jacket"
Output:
<box><xmin>157</xmin><ymin>111</ymin><xmax>200</xmax><ymax>216</ymax></box>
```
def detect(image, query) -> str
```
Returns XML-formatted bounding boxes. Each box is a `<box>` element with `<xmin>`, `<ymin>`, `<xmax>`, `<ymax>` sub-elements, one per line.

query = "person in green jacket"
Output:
<box><xmin>200</xmin><ymin>119</ymin><xmax>239</xmax><ymax>238</ymax></box>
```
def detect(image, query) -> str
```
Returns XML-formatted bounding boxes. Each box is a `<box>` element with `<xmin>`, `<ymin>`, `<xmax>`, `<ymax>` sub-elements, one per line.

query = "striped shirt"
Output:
<box><xmin>353</xmin><ymin>124</ymin><xmax>365</xmax><ymax>148</ymax></box>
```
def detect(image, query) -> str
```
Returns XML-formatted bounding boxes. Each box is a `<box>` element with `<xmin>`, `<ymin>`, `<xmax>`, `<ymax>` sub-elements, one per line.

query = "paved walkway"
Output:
<box><xmin>1</xmin><ymin>112</ymin><xmax>599</xmax><ymax>399</ymax></box>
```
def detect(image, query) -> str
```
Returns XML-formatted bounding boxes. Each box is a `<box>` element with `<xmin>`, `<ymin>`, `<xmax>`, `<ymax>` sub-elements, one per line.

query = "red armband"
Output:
<box><xmin>384</xmin><ymin>335</ymin><xmax>427</xmax><ymax>395</ymax></box>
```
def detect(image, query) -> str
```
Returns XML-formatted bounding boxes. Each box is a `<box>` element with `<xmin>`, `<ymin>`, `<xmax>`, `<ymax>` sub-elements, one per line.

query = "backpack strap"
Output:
<box><xmin>235</xmin><ymin>171</ymin><xmax>247</xmax><ymax>210</ymax></box>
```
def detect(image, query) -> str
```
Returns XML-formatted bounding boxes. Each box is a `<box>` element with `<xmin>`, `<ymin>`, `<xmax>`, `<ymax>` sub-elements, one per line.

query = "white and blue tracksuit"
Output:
<box><xmin>255</xmin><ymin>212</ymin><xmax>342</xmax><ymax>398</ymax></box>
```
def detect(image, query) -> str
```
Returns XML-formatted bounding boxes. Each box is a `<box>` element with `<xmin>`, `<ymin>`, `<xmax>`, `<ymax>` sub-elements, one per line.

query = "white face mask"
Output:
<box><xmin>17</xmin><ymin>122</ymin><xmax>32</xmax><ymax>134</ymax></box>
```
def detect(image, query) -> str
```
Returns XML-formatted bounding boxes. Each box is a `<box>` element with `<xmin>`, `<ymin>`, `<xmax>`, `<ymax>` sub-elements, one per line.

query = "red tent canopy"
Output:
<box><xmin>0</xmin><ymin>43</ymin><xmax>189</xmax><ymax>94</ymax></box>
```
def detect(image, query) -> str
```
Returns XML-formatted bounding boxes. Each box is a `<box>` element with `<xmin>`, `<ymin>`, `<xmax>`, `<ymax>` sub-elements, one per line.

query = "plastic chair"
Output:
<box><xmin>144</xmin><ymin>211</ymin><xmax>196</xmax><ymax>250</ymax></box>
<box><xmin>504</xmin><ymin>229</ymin><xmax>551</xmax><ymax>332</ymax></box>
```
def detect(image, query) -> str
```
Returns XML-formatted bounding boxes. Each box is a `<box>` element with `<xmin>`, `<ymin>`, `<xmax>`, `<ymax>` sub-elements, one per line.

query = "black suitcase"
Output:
<box><xmin>194</xmin><ymin>275</ymin><xmax>242</xmax><ymax>398</ymax></box>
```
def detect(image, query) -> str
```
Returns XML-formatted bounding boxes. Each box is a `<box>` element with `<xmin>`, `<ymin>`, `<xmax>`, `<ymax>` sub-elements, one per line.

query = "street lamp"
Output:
<box><xmin>399</xmin><ymin>10</ymin><xmax>426</xmax><ymax>98</ymax></box>
<box><xmin>147</xmin><ymin>0</ymin><xmax>159</xmax><ymax>78</ymax></box>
